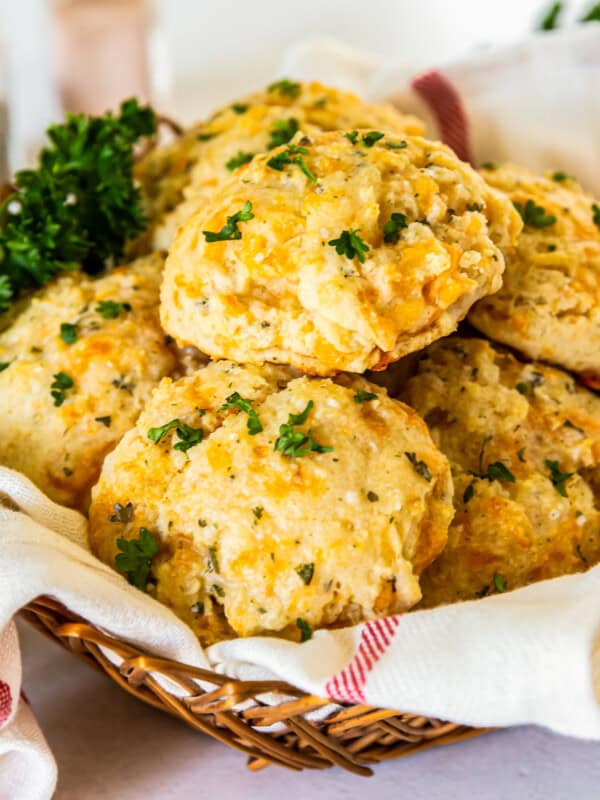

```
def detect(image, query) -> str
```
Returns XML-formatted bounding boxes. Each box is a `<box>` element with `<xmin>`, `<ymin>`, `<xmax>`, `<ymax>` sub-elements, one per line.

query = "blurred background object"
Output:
<box><xmin>0</xmin><ymin>0</ymin><xmax>598</xmax><ymax>171</ymax></box>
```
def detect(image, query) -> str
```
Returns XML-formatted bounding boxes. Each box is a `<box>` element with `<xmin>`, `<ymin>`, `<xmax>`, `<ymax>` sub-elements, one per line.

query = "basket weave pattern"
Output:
<box><xmin>21</xmin><ymin>597</ymin><xmax>483</xmax><ymax>775</ymax></box>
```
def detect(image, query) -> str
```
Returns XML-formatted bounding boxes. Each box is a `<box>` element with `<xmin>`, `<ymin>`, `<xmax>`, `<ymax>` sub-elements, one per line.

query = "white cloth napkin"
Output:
<box><xmin>3</xmin><ymin>26</ymin><xmax>600</xmax><ymax>800</ymax></box>
<box><xmin>282</xmin><ymin>26</ymin><xmax>600</xmax><ymax>195</ymax></box>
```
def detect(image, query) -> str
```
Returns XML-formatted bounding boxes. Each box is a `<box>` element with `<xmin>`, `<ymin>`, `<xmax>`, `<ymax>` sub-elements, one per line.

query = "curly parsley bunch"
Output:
<box><xmin>0</xmin><ymin>98</ymin><xmax>156</xmax><ymax>312</ymax></box>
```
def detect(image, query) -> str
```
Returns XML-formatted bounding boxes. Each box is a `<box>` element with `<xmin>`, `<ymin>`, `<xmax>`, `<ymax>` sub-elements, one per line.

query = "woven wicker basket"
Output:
<box><xmin>21</xmin><ymin>596</ymin><xmax>486</xmax><ymax>775</ymax></box>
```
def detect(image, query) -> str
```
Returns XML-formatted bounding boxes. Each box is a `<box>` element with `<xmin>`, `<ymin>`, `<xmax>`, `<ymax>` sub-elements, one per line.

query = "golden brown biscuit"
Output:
<box><xmin>470</xmin><ymin>163</ymin><xmax>600</xmax><ymax>385</ymax></box>
<box><xmin>161</xmin><ymin>130</ymin><xmax>520</xmax><ymax>376</ymax></box>
<box><xmin>0</xmin><ymin>254</ymin><xmax>176</xmax><ymax>510</ymax></box>
<box><xmin>89</xmin><ymin>361</ymin><xmax>453</xmax><ymax>645</ymax></box>
<box><xmin>135</xmin><ymin>80</ymin><xmax>424</xmax><ymax>249</ymax></box>
<box><xmin>401</xmin><ymin>337</ymin><xmax>600</xmax><ymax>607</ymax></box>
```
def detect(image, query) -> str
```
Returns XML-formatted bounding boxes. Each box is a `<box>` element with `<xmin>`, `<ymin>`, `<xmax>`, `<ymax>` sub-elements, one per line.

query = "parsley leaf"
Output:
<box><xmin>552</xmin><ymin>171</ymin><xmax>573</xmax><ymax>182</ymax></box>
<box><xmin>514</xmin><ymin>199</ymin><xmax>556</xmax><ymax>228</ymax></box>
<box><xmin>95</xmin><ymin>300</ymin><xmax>132</xmax><ymax>319</ymax></box>
<box><xmin>109</xmin><ymin>501</ymin><xmax>133</xmax><ymax>523</ymax></box>
<box><xmin>267</xmin><ymin>118</ymin><xmax>299</xmax><ymax>150</ymax></box>
<box><xmin>218</xmin><ymin>392</ymin><xmax>263</xmax><ymax>435</ymax></box>
<box><xmin>367</xmin><ymin>490</ymin><xmax>379</xmax><ymax>502</ymax></box>
<box><xmin>147</xmin><ymin>418</ymin><xmax>204</xmax><ymax>452</ymax></box>
<box><xmin>225</xmin><ymin>151</ymin><xmax>254</xmax><ymax>171</ymax></box>
<box><xmin>545</xmin><ymin>459</ymin><xmax>574</xmax><ymax>497</ymax></box>
<box><xmin>231</xmin><ymin>103</ymin><xmax>248</xmax><ymax>114</ymax></box>
<box><xmin>539</xmin><ymin>1</ymin><xmax>563</xmax><ymax>29</ymax></box>
<box><xmin>354</xmin><ymin>389</ymin><xmax>378</xmax><ymax>403</ymax></box>
<box><xmin>481</xmin><ymin>161</ymin><xmax>498</xmax><ymax>170</ymax></box>
<box><xmin>383</xmin><ymin>212</ymin><xmax>408</xmax><ymax>244</ymax></box>
<box><xmin>60</xmin><ymin>322</ymin><xmax>78</xmax><ymax>344</ymax></box>
<box><xmin>581</xmin><ymin>1</ymin><xmax>600</xmax><ymax>21</ymax></box>
<box><xmin>203</xmin><ymin>201</ymin><xmax>254</xmax><ymax>242</ymax></box>
<box><xmin>486</xmin><ymin>462</ymin><xmax>516</xmax><ymax>482</ymax></box>
<box><xmin>592</xmin><ymin>203</ymin><xmax>600</xmax><ymax>229</ymax></box>
<box><xmin>267</xmin><ymin>144</ymin><xmax>316</xmax><ymax>183</ymax></box>
<box><xmin>405</xmin><ymin>451</ymin><xmax>432</xmax><ymax>482</ymax></box>
<box><xmin>115</xmin><ymin>527</ymin><xmax>158</xmax><ymax>591</ymax></box>
<box><xmin>493</xmin><ymin>572</ymin><xmax>507</xmax><ymax>593</ymax></box>
<box><xmin>463</xmin><ymin>482</ymin><xmax>475</xmax><ymax>503</ymax></box>
<box><xmin>274</xmin><ymin>400</ymin><xmax>332</xmax><ymax>458</ymax></box>
<box><xmin>197</xmin><ymin>131</ymin><xmax>218</xmax><ymax>141</ymax></box>
<box><xmin>295</xmin><ymin>563</ymin><xmax>314</xmax><ymax>585</ymax></box>
<box><xmin>95</xmin><ymin>415</ymin><xmax>112</xmax><ymax>427</ymax></box>
<box><xmin>362</xmin><ymin>131</ymin><xmax>385</xmax><ymax>147</ymax></box>
<box><xmin>516</xmin><ymin>382</ymin><xmax>529</xmax><ymax>395</ymax></box>
<box><xmin>0</xmin><ymin>361</ymin><xmax>10</xmax><ymax>372</ymax></box>
<box><xmin>328</xmin><ymin>229</ymin><xmax>370</xmax><ymax>264</ymax></box>
<box><xmin>386</xmin><ymin>140</ymin><xmax>408</xmax><ymax>150</ymax></box>
<box><xmin>296</xmin><ymin>617</ymin><xmax>313</xmax><ymax>642</ymax></box>
<box><xmin>0</xmin><ymin>99</ymin><xmax>155</xmax><ymax>311</ymax></box>
<box><xmin>50</xmin><ymin>371</ymin><xmax>74</xmax><ymax>406</ymax></box>
<box><xmin>344</xmin><ymin>130</ymin><xmax>359</xmax><ymax>145</ymax></box>
<box><xmin>267</xmin><ymin>79</ymin><xmax>301</xmax><ymax>99</ymax></box>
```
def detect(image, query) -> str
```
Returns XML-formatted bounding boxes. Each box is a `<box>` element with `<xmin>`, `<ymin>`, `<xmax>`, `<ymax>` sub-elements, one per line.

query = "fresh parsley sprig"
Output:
<box><xmin>203</xmin><ymin>202</ymin><xmax>254</xmax><ymax>243</ymax></box>
<box><xmin>545</xmin><ymin>459</ymin><xmax>574</xmax><ymax>497</ymax></box>
<box><xmin>328</xmin><ymin>229</ymin><xmax>370</xmax><ymax>264</ymax></box>
<box><xmin>267</xmin><ymin>118</ymin><xmax>299</xmax><ymax>150</ymax></box>
<box><xmin>147</xmin><ymin>418</ymin><xmax>204</xmax><ymax>452</ymax></box>
<box><xmin>267</xmin><ymin>145</ymin><xmax>316</xmax><ymax>183</ymax></box>
<box><xmin>274</xmin><ymin>400</ymin><xmax>332</xmax><ymax>458</ymax></box>
<box><xmin>115</xmin><ymin>527</ymin><xmax>159</xmax><ymax>592</ymax></box>
<box><xmin>225</xmin><ymin>151</ymin><xmax>254</xmax><ymax>172</ymax></box>
<box><xmin>514</xmin><ymin>199</ymin><xmax>556</xmax><ymax>229</ymax></box>
<box><xmin>267</xmin><ymin>79</ymin><xmax>301</xmax><ymax>100</ymax></box>
<box><xmin>96</xmin><ymin>300</ymin><xmax>132</xmax><ymax>319</ymax></box>
<box><xmin>0</xmin><ymin>99</ymin><xmax>156</xmax><ymax>312</ymax></box>
<box><xmin>383</xmin><ymin>212</ymin><xmax>408</xmax><ymax>244</ymax></box>
<box><xmin>50</xmin><ymin>371</ymin><xmax>74</xmax><ymax>406</ymax></box>
<box><xmin>218</xmin><ymin>392</ymin><xmax>263</xmax><ymax>435</ymax></box>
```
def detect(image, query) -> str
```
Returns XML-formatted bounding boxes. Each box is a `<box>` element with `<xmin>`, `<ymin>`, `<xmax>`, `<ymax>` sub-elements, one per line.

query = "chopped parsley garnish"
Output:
<box><xmin>203</xmin><ymin>201</ymin><xmax>254</xmax><ymax>242</ymax></box>
<box><xmin>252</xmin><ymin>506</ymin><xmax>264</xmax><ymax>520</ymax></box>
<box><xmin>539</xmin><ymin>1</ymin><xmax>563</xmax><ymax>30</ymax></box>
<box><xmin>405</xmin><ymin>452</ymin><xmax>432</xmax><ymax>482</ymax></box>
<box><xmin>197</xmin><ymin>131</ymin><xmax>218</xmax><ymax>141</ymax></box>
<box><xmin>267</xmin><ymin>144</ymin><xmax>316</xmax><ymax>183</ymax></box>
<box><xmin>592</xmin><ymin>203</ymin><xmax>600</xmax><ymax>229</ymax></box>
<box><xmin>516</xmin><ymin>382</ymin><xmax>529</xmax><ymax>395</ymax></box>
<box><xmin>361</xmin><ymin>131</ymin><xmax>385</xmax><ymax>147</ymax></box>
<box><xmin>514</xmin><ymin>199</ymin><xmax>556</xmax><ymax>228</ymax></box>
<box><xmin>493</xmin><ymin>572</ymin><xmax>507</xmax><ymax>593</ymax></box>
<box><xmin>344</xmin><ymin>130</ymin><xmax>359</xmax><ymax>145</ymax></box>
<box><xmin>383</xmin><ymin>212</ymin><xmax>408</xmax><ymax>244</ymax></box>
<box><xmin>267</xmin><ymin>117</ymin><xmax>300</xmax><ymax>150</ymax></box>
<box><xmin>274</xmin><ymin>400</ymin><xmax>333</xmax><ymax>458</ymax></box>
<box><xmin>60</xmin><ymin>322</ymin><xmax>78</xmax><ymax>344</ymax></box>
<box><xmin>225</xmin><ymin>151</ymin><xmax>254</xmax><ymax>171</ymax></box>
<box><xmin>0</xmin><ymin>98</ymin><xmax>155</xmax><ymax>312</ymax></box>
<box><xmin>109</xmin><ymin>501</ymin><xmax>133</xmax><ymax>523</ymax></box>
<box><xmin>0</xmin><ymin>361</ymin><xmax>10</xmax><ymax>372</ymax></box>
<box><xmin>354</xmin><ymin>389</ymin><xmax>377</xmax><ymax>403</ymax></box>
<box><xmin>267</xmin><ymin>79</ymin><xmax>301</xmax><ymax>99</ymax></box>
<box><xmin>545</xmin><ymin>459</ymin><xmax>574</xmax><ymax>497</ymax></box>
<box><xmin>231</xmin><ymin>103</ymin><xmax>248</xmax><ymax>114</ymax></box>
<box><xmin>552</xmin><ymin>171</ymin><xmax>572</xmax><ymax>182</ymax></box>
<box><xmin>295</xmin><ymin>563</ymin><xmax>314</xmax><ymax>585</ymax></box>
<box><xmin>115</xmin><ymin>527</ymin><xmax>159</xmax><ymax>591</ymax></box>
<box><xmin>296</xmin><ymin>617</ymin><xmax>313</xmax><ymax>642</ymax></box>
<box><xmin>50</xmin><ymin>371</ymin><xmax>74</xmax><ymax>406</ymax></box>
<box><xmin>581</xmin><ymin>1</ymin><xmax>600</xmax><ymax>21</ymax></box>
<box><xmin>481</xmin><ymin>161</ymin><xmax>498</xmax><ymax>170</ymax></box>
<box><xmin>218</xmin><ymin>392</ymin><xmax>263</xmax><ymax>435</ymax></box>
<box><xmin>463</xmin><ymin>482</ymin><xmax>475</xmax><ymax>503</ymax></box>
<box><xmin>367</xmin><ymin>491</ymin><xmax>379</xmax><ymax>502</ymax></box>
<box><xmin>147</xmin><ymin>418</ymin><xmax>204</xmax><ymax>452</ymax></box>
<box><xmin>328</xmin><ymin>229</ymin><xmax>370</xmax><ymax>264</ymax></box>
<box><xmin>485</xmin><ymin>462</ymin><xmax>516</xmax><ymax>482</ymax></box>
<box><xmin>207</xmin><ymin>545</ymin><xmax>220</xmax><ymax>573</ymax></box>
<box><xmin>95</xmin><ymin>415</ymin><xmax>111</xmax><ymax>427</ymax></box>
<box><xmin>95</xmin><ymin>300</ymin><xmax>131</xmax><ymax>319</ymax></box>
<box><xmin>386</xmin><ymin>140</ymin><xmax>408</xmax><ymax>150</ymax></box>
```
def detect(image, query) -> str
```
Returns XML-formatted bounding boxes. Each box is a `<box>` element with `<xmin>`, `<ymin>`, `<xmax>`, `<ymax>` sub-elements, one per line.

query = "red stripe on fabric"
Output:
<box><xmin>411</xmin><ymin>70</ymin><xmax>472</xmax><ymax>163</ymax></box>
<box><xmin>324</xmin><ymin>615</ymin><xmax>402</xmax><ymax>704</ymax></box>
<box><xmin>0</xmin><ymin>680</ymin><xmax>13</xmax><ymax>725</ymax></box>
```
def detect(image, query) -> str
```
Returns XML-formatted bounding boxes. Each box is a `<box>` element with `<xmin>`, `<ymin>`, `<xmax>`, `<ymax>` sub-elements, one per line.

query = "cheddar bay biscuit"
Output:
<box><xmin>161</xmin><ymin>130</ymin><xmax>520</xmax><ymax>375</ymax></box>
<box><xmin>89</xmin><ymin>360</ymin><xmax>453</xmax><ymax>645</ymax></box>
